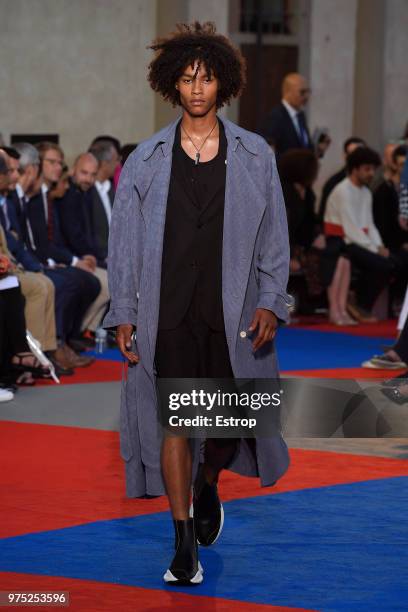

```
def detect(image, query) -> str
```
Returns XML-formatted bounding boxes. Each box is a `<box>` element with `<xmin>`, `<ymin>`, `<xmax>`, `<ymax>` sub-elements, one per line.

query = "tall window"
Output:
<box><xmin>239</xmin><ymin>0</ymin><xmax>296</xmax><ymax>35</ymax></box>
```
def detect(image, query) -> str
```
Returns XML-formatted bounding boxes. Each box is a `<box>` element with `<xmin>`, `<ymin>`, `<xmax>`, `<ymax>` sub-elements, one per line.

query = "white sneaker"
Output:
<box><xmin>0</xmin><ymin>388</ymin><xmax>14</xmax><ymax>402</ymax></box>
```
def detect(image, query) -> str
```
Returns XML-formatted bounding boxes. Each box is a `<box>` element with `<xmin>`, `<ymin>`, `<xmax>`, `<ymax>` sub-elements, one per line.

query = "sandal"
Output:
<box><xmin>11</xmin><ymin>352</ymin><xmax>52</xmax><ymax>378</ymax></box>
<box><xmin>15</xmin><ymin>371</ymin><xmax>36</xmax><ymax>386</ymax></box>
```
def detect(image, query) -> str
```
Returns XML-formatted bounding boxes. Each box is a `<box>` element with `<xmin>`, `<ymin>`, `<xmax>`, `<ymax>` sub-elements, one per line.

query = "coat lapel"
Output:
<box><xmin>137</xmin><ymin>122</ymin><xmax>179</xmax><ymax>368</ymax></box>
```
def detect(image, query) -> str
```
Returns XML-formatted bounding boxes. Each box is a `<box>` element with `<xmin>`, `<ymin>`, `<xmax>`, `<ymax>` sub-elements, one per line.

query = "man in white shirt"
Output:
<box><xmin>324</xmin><ymin>147</ymin><xmax>396</xmax><ymax>321</ymax></box>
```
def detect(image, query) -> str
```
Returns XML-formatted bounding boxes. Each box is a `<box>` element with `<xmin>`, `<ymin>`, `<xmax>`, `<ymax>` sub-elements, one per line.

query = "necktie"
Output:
<box><xmin>46</xmin><ymin>195</ymin><xmax>54</xmax><ymax>242</ymax></box>
<box><xmin>296</xmin><ymin>112</ymin><xmax>309</xmax><ymax>147</ymax></box>
<box><xmin>0</xmin><ymin>197</ymin><xmax>8</xmax><ymax>230</ymax></box>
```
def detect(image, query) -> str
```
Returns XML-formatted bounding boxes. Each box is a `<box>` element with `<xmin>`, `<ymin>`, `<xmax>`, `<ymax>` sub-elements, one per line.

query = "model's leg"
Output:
<box><xmin>192</xmin><ymin>325</ymin><xmax>237</xmax><ymax>546</ymax></box>
<box><xmin>156</xmin><ymin>323</ymin><xmax>203</xmax><ymax>585</ymax></box>
<box><xmin>327</xmin><ymin>256</ymin><xmax>343</xmax><ymax>323</ymax></box>
<box><xmin>161</xmin><ymin>435</ymin><xmax>192</xmax><ymax>520</ymax></box>
<box><xmin>202</xmin><ymin>438</ymin><xmax>238</xmax><ymax>485</ymax></box>
<box><xmin>338</xmin><ymin>258</ymin><xmax>356</xmax><ymax>323</ymax></box>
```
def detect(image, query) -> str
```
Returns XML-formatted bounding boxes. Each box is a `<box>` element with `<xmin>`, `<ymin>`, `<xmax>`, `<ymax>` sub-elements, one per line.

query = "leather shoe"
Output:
<box><xmin>62</xmin><ymin>344</ymin><xmax>94</xmax><ymax>367</ymax></box>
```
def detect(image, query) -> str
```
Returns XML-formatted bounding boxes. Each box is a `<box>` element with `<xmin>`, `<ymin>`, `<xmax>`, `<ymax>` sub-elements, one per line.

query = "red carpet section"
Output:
<box><xmin>293</xmin><ymin>317</ymin><xmax>398</xmax><ymax>338</ymax></box>
<box><xmin>0</xmin><ymin>573</ymin><xmax>315</xmax><ymax>612</ymax></box>
<box><xmin>1</xmin><ymin>421</ymin><xmax>407</xmax><ymax>539</ymax></box>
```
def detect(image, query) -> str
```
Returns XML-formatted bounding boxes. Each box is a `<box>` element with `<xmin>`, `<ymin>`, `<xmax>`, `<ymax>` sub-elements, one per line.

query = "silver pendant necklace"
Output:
<box><xmin>181</xmin><ymin>120</ymin><xmax>218</xmax><ymax>165</ymax></box>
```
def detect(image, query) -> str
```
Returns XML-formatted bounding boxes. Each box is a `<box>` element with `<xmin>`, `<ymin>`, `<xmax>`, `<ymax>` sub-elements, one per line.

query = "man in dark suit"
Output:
<box><xmin>88</xmin><ymin>139</ymin><xmax>120</xmax><ymax>260</ymax></box>
<box><xmin>55</xmin><ymin>153</ymin><xmax>110</xmax><ymax>333</ymax></box>
<box><xmin>260</xmin><ymin>72</ymin><xmax>330</xmax><ymax>159</ymax></box>
<box><xmin>18</xmin><ymin>142</ymin><xmax>100</xmax><ymax>362</ymax></box>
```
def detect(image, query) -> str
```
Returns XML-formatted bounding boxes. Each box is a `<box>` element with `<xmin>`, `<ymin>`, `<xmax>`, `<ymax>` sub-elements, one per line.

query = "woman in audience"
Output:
<box><xmin>0</xmin><ymin>254</ymin><xmax>49</xmax><ymax>389</ymax></box>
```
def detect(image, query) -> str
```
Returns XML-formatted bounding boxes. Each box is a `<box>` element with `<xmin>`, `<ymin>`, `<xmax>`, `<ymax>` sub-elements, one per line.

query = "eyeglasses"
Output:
<box><xmin>44</xmin><ymin>158</ymin><xmax>63</xmax><ymax>166</ymax></box>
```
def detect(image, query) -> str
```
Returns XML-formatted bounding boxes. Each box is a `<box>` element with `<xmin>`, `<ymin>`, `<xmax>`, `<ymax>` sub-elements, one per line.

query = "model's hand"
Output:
<box><xmin>116</xmin><ymin>324</ymin><xmax>139</xmax><ymax>364</ymax></box>
<box><xmin>249</xmin><ymin>308</ymin><xmax>278</xmax><ymax>352</ymax></box>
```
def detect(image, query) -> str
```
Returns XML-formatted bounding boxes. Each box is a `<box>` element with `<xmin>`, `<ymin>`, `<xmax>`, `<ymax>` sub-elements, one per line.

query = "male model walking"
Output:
<box><xmin>104</xmin><ymin>22</ymin><xmax>292</xmax><ymax>585</ymax></box>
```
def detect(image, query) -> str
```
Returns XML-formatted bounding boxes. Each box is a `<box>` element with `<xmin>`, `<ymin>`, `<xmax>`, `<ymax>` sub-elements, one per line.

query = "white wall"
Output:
<box><xmin>308</xmin><ymin>0</ymin><xmax>358</xmax><ymax>191</ymax></box>
<box><xmin>0</xmin><ymin>0</ymin><xmax>156</xmax><ymax>162</ymax></box>
<box><xmin>382</xmin><ymin>0</ymin><xmax>408</xmax><ymax>142</ymax></box>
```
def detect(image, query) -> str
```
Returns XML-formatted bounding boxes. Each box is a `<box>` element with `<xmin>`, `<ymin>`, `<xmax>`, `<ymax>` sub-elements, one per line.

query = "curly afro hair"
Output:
<box><xmin>147</xmin><ymin>22</ymin><xmax>246</xmax><ymax>109</ymax></box>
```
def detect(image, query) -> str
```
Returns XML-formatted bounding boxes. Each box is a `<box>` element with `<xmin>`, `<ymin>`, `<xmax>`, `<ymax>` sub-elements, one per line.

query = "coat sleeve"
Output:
<box><xmin>255</xmin><ymin>150</ymin><xmax>294</xmax><ymax>323</ymax></box>
<box><xmin>103</xmin><ymin>154</ymin><xmax>143</xmax><ymax>329</ymax></box>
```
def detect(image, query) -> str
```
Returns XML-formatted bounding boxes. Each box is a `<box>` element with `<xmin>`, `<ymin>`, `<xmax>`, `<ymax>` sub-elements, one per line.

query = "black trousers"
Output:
<box><xmin>0</xmin><ymin>286</ymin><xmax>29</xmax><ymax>375</ymax></box>
<box><xmin>45</xmin><ymin>267</ymin><xmax>100</xmax><ymax>340</ymax></box>
<box><xmin>345</xmin><ymin>244</ymin><xmax>395</xmax><ymax>310</ymax></box>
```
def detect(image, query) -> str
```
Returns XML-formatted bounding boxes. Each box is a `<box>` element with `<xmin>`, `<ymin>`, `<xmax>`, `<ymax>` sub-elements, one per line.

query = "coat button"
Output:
<box><xmin>240</xmin><ymin>330</ymin><xmax>247</xmax><ymax>338</ymax></box>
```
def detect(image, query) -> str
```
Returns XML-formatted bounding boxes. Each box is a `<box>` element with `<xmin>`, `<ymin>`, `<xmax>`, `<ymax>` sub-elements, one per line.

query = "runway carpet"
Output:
<box><xmin>1</xmin><ymin>319</ymin><xmax>407</xmax><ymax>611</ymax></box>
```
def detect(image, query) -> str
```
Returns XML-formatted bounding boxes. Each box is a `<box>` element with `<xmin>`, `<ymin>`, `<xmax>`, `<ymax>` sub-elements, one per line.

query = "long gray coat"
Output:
<box><xmin>103</xmin><ymin>117</ymin><xmax>293</xmax><ymax>497</ymax></box>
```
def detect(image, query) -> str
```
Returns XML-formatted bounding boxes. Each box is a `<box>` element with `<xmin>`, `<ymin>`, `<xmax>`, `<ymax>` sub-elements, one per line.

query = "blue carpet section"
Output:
<box><xmin>1</xmin><ymin>478</ymin><xmax>407</xmax><ymax>611</ymax></box>
<box><xmin>93</xmin><ymin>329</ymin><xmax>388</xmax><ymax>371</ymax></box>
<box><xmin>276</xmin><ymin>328</ymin><xmax>388</xmax><ymax>370</ymax></box>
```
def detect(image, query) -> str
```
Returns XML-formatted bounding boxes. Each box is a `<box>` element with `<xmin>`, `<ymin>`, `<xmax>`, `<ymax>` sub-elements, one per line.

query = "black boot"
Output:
<box><xmin>163</xmin><ymin>518</ymin><xmax>203</xmax><ymax>585</ymax></box>
<box><xmin>191</xmin><ymin>463</ymin><xmax>224</xmax><ymax>547</ymax></box>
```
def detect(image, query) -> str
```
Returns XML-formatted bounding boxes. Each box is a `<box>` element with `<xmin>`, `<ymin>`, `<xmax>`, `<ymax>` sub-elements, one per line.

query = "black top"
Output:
<box><xmin>282</xmin><ymin>182</ymin><xmax>317</xmax><ymax>253</ymax></box>
<box><xmin>373</xmin><ymin>179</ymin><xmax>408</xmax><ymax>251</ymax></box>
<box><xmin>158</xmin><ymin>119</ymin><xmax>227</xmax><ymax>331</ymax></box>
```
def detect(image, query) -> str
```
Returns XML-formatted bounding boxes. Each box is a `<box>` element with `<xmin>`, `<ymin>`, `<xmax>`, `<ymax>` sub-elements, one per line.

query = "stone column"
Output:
<box><xmin>308</xmin><ymin>0</ymin><xmax>358</xmax><ymax>191</ymax></box>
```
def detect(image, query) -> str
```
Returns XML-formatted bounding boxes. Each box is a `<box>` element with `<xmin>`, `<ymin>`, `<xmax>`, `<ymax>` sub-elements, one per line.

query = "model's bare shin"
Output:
<box><xmin>161</xmin><ymin>435</ymin><xmax>192</xmax><ymax>520</ymax></box>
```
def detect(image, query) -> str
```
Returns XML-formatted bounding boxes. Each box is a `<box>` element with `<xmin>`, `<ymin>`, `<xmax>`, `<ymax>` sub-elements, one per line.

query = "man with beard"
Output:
<box><xmin>324</xmin><ymin>147</ymin><xmax>395</xmax><ymax>322</ymax></box>
<box><xmin>56</xmin><ymin>152</ymin><xmax>109</xmax><ymax>336</ymax></box>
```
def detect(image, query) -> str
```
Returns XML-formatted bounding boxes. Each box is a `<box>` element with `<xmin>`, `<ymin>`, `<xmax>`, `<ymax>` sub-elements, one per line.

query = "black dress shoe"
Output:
<box><xmin>191</xmin><ymin>464</ymin><xmax>224</xmax><ymax>547</ymax></box>
<box><xmin>163</xmin><ymin>518</ymin><xmax>203</xmax><ymax>585</ymax></box>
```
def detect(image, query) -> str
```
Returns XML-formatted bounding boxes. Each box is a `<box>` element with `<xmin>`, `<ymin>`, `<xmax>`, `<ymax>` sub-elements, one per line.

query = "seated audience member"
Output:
<box><xmin>55</xmin><ymin>152</ymin><xmax>110</xmax><ymax>335</ymax></box>
<box><xmin>318</xmin><ymin>137</ymin><xmax>366</xmax><ymax>221</ymax></box>
<box><xmin>30</xmin><ymin>142</ymin><xmax>103</xmax><ymax>350</ymax></box>
<box><xmin>90</xmin><ymin>135</ymin><xmax>121</xmax><ymax>190</ymax></box>
<box><xmin>0</xmin><ymin>255</ymin><xmax>50</xmax><ymax>387</ymax></box>
<box><xmin>373</xmin><ymin>146</ymin><xmax>408</xmax><ymax>286</ymax></box>
<box><xmin>13</xmin><ymin>143</ymin><xmax>96</xmax><ymax>367</ymax></box>
<box><xmin>278</xmin><ymin>149</ymin><xmax>326</xmax><ymax>308</ymax></box>
<box><xmin>278</xmin><ymin>149</ymin><xmax>320</xmax><ymax>266</ymax></box>
<box><xmin>399</xmin><ymin>156</ymin><xmax>408</xmax><ymax>223</ymax></box>
<box><xmin>371</xmin><ymin>141</ymin><xmax>398</xmax><ymax>193</ymax></box>
<box><xmin>324</xmin><ymin>147</ymin><xmax>395</xmax><ymax>322</ymax></box>
<box><xmin>88</xmin><ymin>139</ymin><xmax>119</xmax><ymax>260</ymax></box>
<box><xmin>0</xmin><ymin>152</ymin><xmax>67</xmax><ymax>373</ymax></box>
